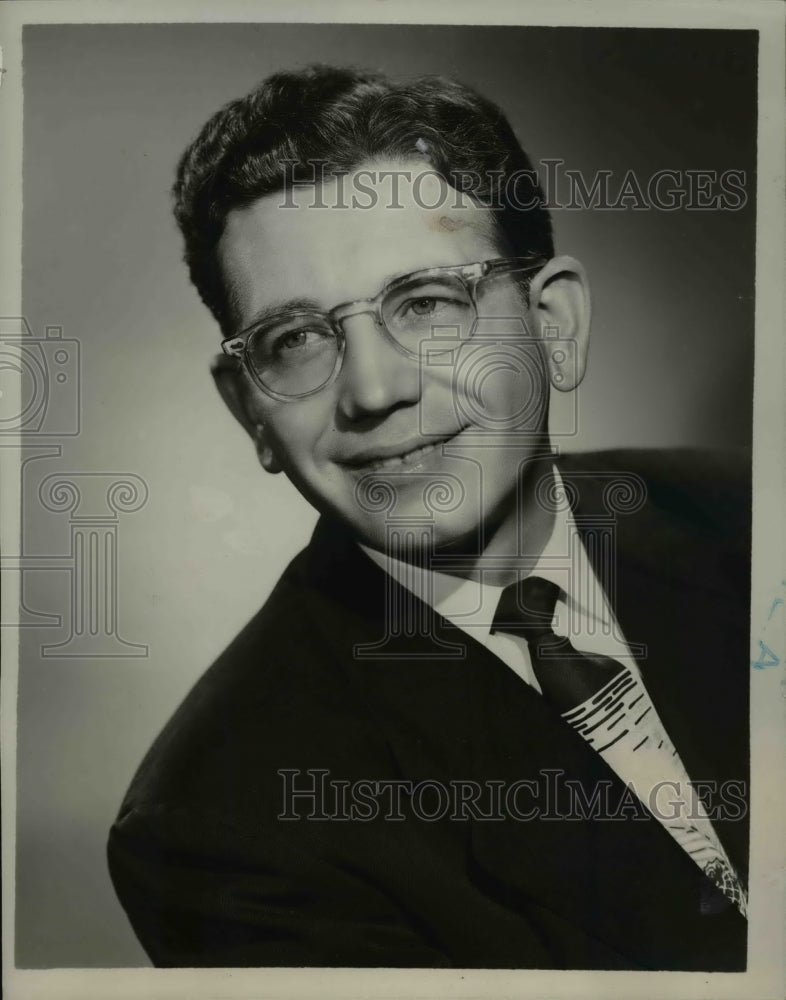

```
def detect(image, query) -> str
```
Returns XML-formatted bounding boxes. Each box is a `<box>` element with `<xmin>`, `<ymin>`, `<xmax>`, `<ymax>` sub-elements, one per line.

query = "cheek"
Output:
<box><xmin>435</xmin><ymin>342</ymin><xmax>547</xmax><ymax>429</ymax></box>
<box><xmin>264</xmin><ymin>400</ymin><xmax>335</xmax><ymax>462</ymax></box>
<box><xmin>481</xmin><ymin>349</ymin><xmax>546</xmax><ymax>421</ymax></box>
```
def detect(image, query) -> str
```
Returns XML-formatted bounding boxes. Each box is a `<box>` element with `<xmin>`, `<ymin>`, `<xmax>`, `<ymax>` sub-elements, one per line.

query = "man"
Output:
<box><xmin>108</xmin><ymin>65</ymin><xmax>750</xmax><ymax>970</ymax></box>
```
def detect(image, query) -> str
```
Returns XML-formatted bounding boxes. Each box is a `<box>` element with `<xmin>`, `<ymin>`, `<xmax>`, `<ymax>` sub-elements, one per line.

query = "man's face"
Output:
<box><xmin>218</xmin><ymin>158</ymin><xmax>556</xmax><ymax>553</ymax></box>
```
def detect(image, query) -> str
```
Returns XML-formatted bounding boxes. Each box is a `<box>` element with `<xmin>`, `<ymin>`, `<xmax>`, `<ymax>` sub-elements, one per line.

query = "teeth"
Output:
<box><xmin>370</xmin><ymin>440</ymin><xmax>440</xmax><ymax>471</ymax></box>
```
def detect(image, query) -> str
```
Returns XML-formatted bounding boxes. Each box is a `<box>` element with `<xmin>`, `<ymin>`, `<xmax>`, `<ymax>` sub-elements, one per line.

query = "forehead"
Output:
<box><xmin>218</xmin><ymin>157</ymin><xmax>501</xmax><ymax>323</ymax></box>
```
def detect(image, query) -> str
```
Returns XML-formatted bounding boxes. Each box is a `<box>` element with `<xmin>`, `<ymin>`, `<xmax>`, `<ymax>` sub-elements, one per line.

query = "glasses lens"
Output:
<box><xmin>247</xmin><ymin>313</ymin><xmax>339</xmax><ymax>396</ymax></box>
<box><xmin>381</xmin><ymin>273</ymin><xmax>474</xmax><ymax>353</ymax></box>
<box><xmin>474</xmin><ymin>264</ymin><xmax>538</xmax><ymax>335</ymax></box>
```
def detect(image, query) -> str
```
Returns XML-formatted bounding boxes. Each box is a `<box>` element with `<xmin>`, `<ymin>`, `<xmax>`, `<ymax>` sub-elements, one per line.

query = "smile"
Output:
<box><xmin>340</xmin><ymin>430</ymin><xmax>464</xmax><ymax>472</ymax></box>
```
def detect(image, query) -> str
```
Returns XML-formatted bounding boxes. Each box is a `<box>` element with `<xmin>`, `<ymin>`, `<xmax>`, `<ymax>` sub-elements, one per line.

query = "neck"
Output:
<box><xmin>431</xmin><ymin>453</ymin><xmax>558</xmax><ymax>587</ymax></box>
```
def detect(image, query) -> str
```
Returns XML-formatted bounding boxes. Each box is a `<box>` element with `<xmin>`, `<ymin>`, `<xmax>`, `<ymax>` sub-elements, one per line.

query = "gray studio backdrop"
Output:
<box><xmin>16</xmin><ymin>24</ymin><xmax>756</xmax><ymax>966</ymax></box>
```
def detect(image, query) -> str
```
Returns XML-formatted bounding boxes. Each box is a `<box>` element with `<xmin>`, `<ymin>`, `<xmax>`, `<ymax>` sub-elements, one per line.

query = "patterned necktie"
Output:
<box><xmin>491</xmin><ymin>574</ymin><xmax>748</xmax><ymax>916</ymax></box>
<box><xmin>491</xmin><ymin>575</ymin><xmax>626</xmax><ymax>714</ymax></box>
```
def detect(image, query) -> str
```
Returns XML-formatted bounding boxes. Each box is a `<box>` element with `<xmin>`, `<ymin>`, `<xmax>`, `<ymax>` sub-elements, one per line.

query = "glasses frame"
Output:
<box><xmin>221</xmin><ymin>254</ymin><xmax>548</xmax><ymax>401</ymax></box>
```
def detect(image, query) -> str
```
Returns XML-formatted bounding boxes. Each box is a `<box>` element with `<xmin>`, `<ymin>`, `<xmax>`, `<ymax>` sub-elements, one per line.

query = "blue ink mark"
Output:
<box><xmin>751</xmin><ymin>640</ymin><xmax>780</xmax><ymax>671</ymax></box>
<box><xmin>768</xmin><ymin>597</ymin><xmax>784</xmax><ymax>621</ymax></box>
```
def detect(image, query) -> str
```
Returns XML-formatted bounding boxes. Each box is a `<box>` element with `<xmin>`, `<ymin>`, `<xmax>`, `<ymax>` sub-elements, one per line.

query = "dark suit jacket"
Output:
<box><xmin>108</xmin><ymin>449</ymin><xmax>751</xmax><ymax>969</ymax></box>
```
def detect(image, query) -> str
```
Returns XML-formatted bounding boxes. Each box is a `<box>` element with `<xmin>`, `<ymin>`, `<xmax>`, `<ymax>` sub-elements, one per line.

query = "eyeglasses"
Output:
<box><xmin>221</xmin><ymin>255</ymin><xmax>548</xmax><ymax>400</ymax></box>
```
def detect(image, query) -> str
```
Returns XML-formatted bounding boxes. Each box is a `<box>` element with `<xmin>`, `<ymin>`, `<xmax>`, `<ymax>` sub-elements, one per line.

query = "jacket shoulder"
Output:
<box><xmin>558</xmin><ymin>447</ymin><xmax>751</xmax><ymax>537</ymax></box>
<box><xmin>114</xmin><ymin>541</ymin><xmax>382</xmax><ymax>824</ymax></box>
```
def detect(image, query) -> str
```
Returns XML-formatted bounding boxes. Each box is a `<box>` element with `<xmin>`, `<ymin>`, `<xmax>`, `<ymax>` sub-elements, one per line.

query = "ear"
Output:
<box><xmin>527</xmin><ymin>255</ymin><xmax>591</xmax><ymax>392</ymax></box>
<box><xmin>211</xmin><ymin>354</ymin><xmax>282</xmax><ymax>474</ymax></box>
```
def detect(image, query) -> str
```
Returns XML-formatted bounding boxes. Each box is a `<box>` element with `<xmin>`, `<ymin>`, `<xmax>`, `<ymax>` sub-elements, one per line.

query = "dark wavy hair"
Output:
<box><xmin>173</xmin><ymin>65</ymin><xmax>553</xmax><ymax>334</ymax></box>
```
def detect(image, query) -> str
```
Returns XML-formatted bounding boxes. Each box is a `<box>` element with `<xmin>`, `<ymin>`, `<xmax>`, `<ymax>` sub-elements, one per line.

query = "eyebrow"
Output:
<box><xmin>235</xmin><ymin>250</ymin><xmax>503</xmax><ymax>335</ymax></box>
<box><xmin>236</xmin><ymin>266</ymin><xmax>409</xmax><ymax>333</ymax></box>
<box><xmin>239</xmin><ymin>297</ymin><xmax>324</xmax><ymax>333</ymax></box>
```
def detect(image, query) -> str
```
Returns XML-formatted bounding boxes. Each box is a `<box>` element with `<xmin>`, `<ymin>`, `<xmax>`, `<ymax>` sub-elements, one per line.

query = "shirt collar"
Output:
<box><xmin>360</xmin><ymin>465</ymin><xmax>610</xmax><ymax>641</ymax></box>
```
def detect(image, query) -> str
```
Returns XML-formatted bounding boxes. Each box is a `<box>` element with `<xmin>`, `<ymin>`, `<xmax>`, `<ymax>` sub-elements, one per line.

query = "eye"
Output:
<box><xmin>401</xmin><ymin>294</ymin><xmax>467</xmax><ymax>321</ymax></box>
<box><xmin>271</xmin><ymin>325</ymin><xmax>334</xmax><ymax>354</ymax></box>
<box><xmin>409</xmin><ymin>297</ymin><xmax>439</xmax><ymax>316</ymax></box>
<box><xmin>279</xmin><ymin>329</ymin><xmax>314</xmax><ymax>350</ymax></box>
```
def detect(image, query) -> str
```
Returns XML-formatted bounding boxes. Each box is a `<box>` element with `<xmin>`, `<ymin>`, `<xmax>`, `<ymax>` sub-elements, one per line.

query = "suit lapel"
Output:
<box><xmin>562</xmin><ymin>455</ymin><xmax>751</xmax><ymax>872</ymax></box>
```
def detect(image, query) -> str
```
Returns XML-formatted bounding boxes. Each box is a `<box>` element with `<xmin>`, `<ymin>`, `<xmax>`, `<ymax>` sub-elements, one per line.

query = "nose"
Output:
<box><xmin>336</xmin><ymin>312</ymin><xmax>421</xmax><ymax>422</ymax></box>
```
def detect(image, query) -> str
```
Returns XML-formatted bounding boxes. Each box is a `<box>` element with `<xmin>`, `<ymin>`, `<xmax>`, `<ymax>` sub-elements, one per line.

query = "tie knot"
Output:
<box><xmin>492</xmin><ymin>575</ymin><xmax>561</xmax><ymax>639</ymax></box>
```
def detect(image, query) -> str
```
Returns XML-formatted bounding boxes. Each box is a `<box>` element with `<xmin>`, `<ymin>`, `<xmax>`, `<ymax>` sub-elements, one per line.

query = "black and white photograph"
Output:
<box><xmin>1</xmin><ymin>2</ymin><xmax>784</xmax><ymax>999</ymax></box>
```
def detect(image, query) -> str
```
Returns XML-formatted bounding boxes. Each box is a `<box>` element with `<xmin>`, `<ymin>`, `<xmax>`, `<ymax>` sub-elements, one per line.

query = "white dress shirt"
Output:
<box><xmin>362</xmin><ymin>468</ymin><xmax>638</xmax><ymax>687</ymax></box>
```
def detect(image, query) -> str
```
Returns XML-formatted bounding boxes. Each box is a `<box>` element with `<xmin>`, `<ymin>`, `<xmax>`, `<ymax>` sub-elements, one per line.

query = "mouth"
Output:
<box><xmin>339</xmin><ymin>429</ymin><xmax>466</xmax><ymax>472</ymax></box>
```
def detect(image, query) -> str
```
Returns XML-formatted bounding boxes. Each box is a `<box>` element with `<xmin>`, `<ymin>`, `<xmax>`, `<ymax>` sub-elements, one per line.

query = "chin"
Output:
<box><xmin>344</xmin><ymin>507</ymin><xmax>484</xmax><ymax>562</ymax></box>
